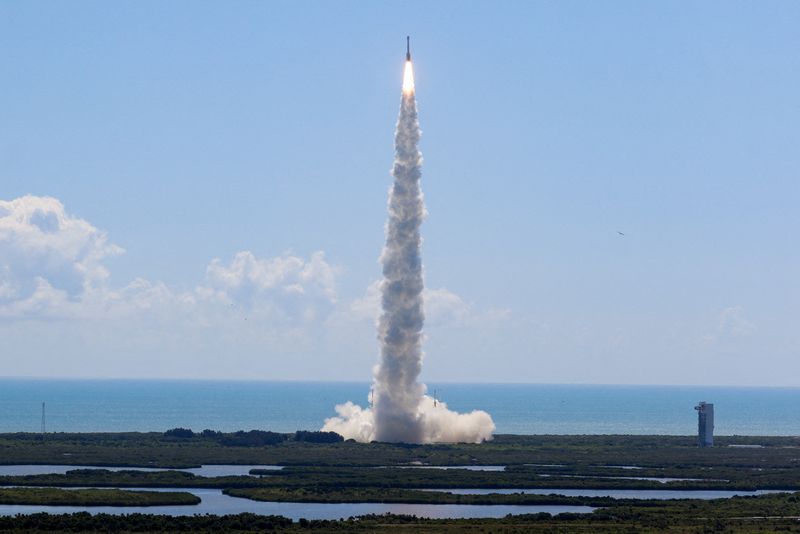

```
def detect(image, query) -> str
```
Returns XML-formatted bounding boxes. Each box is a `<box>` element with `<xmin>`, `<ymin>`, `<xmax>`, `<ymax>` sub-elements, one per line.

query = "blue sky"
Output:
<box><xmin>1</xmin><ymin>1</ymin><xmax>798</xmax><ymax>384</ymax></box>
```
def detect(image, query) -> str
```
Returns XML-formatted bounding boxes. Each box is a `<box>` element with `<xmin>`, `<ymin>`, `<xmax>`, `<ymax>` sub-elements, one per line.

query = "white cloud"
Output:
<box><xmin>0</xmin><ymin>196</ymin><xmax>341</xmax><ymax>328</ymax></box>
<box><xmin>702</xmin><ymin>306</ymin><xmax>758</xmax><ymax>346</ymax></box>
<box><xmin>717</xmin><ymin>306</ymin><xmax>757</xmax><ymax>337</ymax></box>
<box><xmin>343</xmin><ymin>281</ymin><xmax>510</xmax><ymax>328</ymax></box>
<box><xmin>0</xmin><ymin>195</ymin><xmax>511</xmax><ymax>379</ymax></box>
<box><xmin>0</xmin><ymin>277</ymin><xmax>17</xmax><ymax>299</ymax></box>
<box><xmin>0</xmin><ymin>277</ymin><xmax>71</xmax><ymax>319</ymax></box>
<box><xmin>205</xmin><ymin>250</ymin><xmax>338</xmax><ymax>305</ymax></box>
<box><xmin>0</xmin><ymin>195</ymin><xmax>123</xmax><ymax>317</ymax></box>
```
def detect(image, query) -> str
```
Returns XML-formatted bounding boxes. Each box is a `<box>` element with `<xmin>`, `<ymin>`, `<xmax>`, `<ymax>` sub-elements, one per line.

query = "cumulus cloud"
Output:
<box><xmin>716</xmin><ymin>306</ymin><xmax>757</xmax><ymax>337</ymax></box>
<box><xmin>0</xmin><ymin>196</ymin><xmax>341</xmax><ymax>326</ymax></box>
<box><xmin>700</xmin><ymin>305</ymin><xmax>757</xmax><ymax>351</ymax></box>
<box><xmin>0</xmin><ymin>195</ymin><xmax>509</xmax><ymax>380</ymax></box>
<box><xmin>204</xmin><ymin>250</ymin><xmax>338</xmax><ymax>316</ymax></box>
<box><xmin>345</xmin><ymin>281</ymin><xmax>510</xmax><ymax>328</ymax></box>
<box><xmin>0</xmin><ymin>195</ymin><xmax>123</xmax><ymax>317</ymax></box>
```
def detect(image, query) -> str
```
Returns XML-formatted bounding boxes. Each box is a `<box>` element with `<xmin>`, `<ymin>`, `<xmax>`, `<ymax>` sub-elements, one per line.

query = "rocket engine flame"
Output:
<box><xmin>402</xmin><ymin>60</ymin><xmax>415</xmax><ymax>94</ymax></box>
<box><xmin>322</xmin><ymin>41</ymin><xmax>495</xmax><ymax>444</ymax></box>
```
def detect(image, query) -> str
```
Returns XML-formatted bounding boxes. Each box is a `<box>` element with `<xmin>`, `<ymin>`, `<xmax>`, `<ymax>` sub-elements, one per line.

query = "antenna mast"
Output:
<box><xmin>41</xmin><ymin>402</ymin><xmax>46</xmax><ymax>439</ymax></box>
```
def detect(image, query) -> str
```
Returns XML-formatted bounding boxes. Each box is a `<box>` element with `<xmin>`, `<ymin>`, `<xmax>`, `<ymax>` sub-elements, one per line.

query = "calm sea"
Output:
<box><xmin>0</xmin><ymin>380</ymin><xmax>798</xmax><ymax>435</ymax></box>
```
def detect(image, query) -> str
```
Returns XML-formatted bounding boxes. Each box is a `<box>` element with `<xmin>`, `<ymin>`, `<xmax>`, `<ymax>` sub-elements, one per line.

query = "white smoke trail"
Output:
<box><xmin>322</xmin><ymin>57</ymin><xmax>494</xmax><ymax>444</ymax></box>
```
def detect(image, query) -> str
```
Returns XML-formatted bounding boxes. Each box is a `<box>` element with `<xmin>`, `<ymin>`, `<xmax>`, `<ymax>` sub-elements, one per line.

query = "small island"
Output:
<box><xmin>0</xmin><ymin>487</ymin><xmax>200</xmax><ymax>507</ymax></box>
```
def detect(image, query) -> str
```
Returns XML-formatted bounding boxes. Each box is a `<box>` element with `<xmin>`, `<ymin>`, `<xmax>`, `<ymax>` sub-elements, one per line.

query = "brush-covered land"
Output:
<box><xmin>223</xmin><ymin>486</ymin><xmax>630</xmax><ymax>506</ymax></box>
<box><xmin>2</xmin><ymin>431</ymin><xmax>798</xmax><ymax>468</ymax></box>
<box><xmin>3</xmin><ymin>432</ymin><xmax>800</xmax><ymax>532</ymax></box>
<box><xmin>2</xmin><ymin>432</ymin><xmax>800</xmax><ymax>490</ymax></box>
<box><xmin>6</xmin><ymin>498</ymin><xmax>800</xmax><ymax>534</ymax></box>
<box><xmin>0</xmin><ymin>487</ymin><xmax>200</xmax><ymax>506</ymax></box>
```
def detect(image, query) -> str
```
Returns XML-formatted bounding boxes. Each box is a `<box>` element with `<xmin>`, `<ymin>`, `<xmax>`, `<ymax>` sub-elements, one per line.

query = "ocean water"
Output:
<box><xmin>1</xmin><ymin>379</ymin><xmax>799</xmax><ymax>435</ymax></box>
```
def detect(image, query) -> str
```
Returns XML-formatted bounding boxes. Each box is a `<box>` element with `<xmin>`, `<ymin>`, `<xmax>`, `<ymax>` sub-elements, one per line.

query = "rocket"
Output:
<box><xmin>406</xmin><ymin>36</ymin><xmax>411</xmax><ymax>61</ymax></box>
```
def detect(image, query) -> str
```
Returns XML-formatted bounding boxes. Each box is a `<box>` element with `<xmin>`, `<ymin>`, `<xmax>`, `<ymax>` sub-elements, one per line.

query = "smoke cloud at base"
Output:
<box><xmin>322</xmin><ymin>56</ymin><xmax>495</xmax><ymax>444</ymax></box>
<box><xmin>322</xmin><ymin>395</ymin><xmax>495</xmax><ymax>444</ymax></box>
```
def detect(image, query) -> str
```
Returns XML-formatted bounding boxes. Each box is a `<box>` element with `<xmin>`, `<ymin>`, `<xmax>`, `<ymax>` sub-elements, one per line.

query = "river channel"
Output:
<box><xmin>0</xmin><ymin>487</ymin><xmax>594</xmax><ymax>519</ymax></box>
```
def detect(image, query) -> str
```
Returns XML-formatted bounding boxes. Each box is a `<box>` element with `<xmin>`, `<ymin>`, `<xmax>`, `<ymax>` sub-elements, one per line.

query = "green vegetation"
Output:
<box><xmin>0</xmin><ymin>487</ymin><xmax>200</xmax><ymax>506</ymax></box>
<box><xmin>0</xmin><ymin>513</ymin><xmax>295</xmax><ymax>532</ymax></box>
<box><xmin>6</xmin><ymin>496</ymin><xmax>800</xmax><ymax>533</ymax></box>
<box><xmin>217</xmin><ymin>430</ymin><xmax>288</xmax><ymax>447</ymax></box>
<box><xmin>0</xmin><ymin>469</ymin><xmax>256</xmax><ymax>489</ymax></box>
<box><xmin>4</xmin><ymin>433</ymin><xmax>800</xmax><ymax>531</ymax></box>
<box><xmin>294</xmin><ymin>430</ymin><xmax>344</xmax><ymax>443</ymax></box>
<box><xmin>261</xmin><ymin>465</ymin><xmax>785</xmax><ymax>491</ymax></box>
<box><xmin>3</xmin><ymin>432</ymin><xmax>800</xmax><ymax>491</ymax></box>
<box><xmin>4</xmin><ymin>432</ymin><xmax>800</xmax><ymax>470</ymax></box>
<box><xmin>0</xmin><ymin>464</ymin><xmax>784</xmax><ymax>492</ymax></box>
<box><xmin>224</xmin><ymin>486</ymin><xmax>627</xmax><ymax>506</ymax></box>
<box><xmin>163</xmin><ymin>428</ymin><xmax>194</xmax><ymax>439</ymax></box>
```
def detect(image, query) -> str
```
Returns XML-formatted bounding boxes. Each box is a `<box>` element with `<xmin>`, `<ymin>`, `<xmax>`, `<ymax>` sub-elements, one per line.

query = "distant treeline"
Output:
<box><xmin>163</xmin><ymin>428</ymin><xmax>343</xmax><ymax>446</ymax></box>
<box><xmin>0</xmin><ymin>511</ymin><xmax>580</xmax><ymax>532</ymax></box>
<box><xmin>0</xmin><ymin>512</ymin><xmax>295</xmax><ymax>532</ymax></box>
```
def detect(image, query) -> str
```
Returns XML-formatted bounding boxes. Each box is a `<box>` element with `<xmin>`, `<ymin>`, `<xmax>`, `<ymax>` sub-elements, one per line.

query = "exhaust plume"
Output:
<box><xmin>322</xmin><ymin>53</ymin><xmax>495</xmax><ymax>444</ymax></box>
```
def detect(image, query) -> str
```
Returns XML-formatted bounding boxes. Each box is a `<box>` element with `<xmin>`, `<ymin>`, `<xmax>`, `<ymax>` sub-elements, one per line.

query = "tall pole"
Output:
<box><xmin>41</xmin><ymin>401</ymin><xmax>45</xmax><ymax>439</ymax></box>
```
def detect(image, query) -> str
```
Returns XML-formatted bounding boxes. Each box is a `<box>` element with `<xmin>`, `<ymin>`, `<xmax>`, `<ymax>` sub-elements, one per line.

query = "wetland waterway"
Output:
<box><xmin>0</xmin><ymin>487</ymin><xmax>595</xmax><ymax>519</ymax></box>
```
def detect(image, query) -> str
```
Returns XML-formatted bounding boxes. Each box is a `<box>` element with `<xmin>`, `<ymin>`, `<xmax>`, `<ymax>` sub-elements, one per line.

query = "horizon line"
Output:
<box><xmin>1</xmin><ymin>376</ymin><xmax>799</xmax><ymax>389</ymax></box>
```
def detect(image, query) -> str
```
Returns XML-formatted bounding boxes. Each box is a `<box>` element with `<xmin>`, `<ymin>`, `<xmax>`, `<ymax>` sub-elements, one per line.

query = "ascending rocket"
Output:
<box><xmin>402</xmin><ymin>36</ymin><xmax>415</xmax><ymax>93</ymax></box>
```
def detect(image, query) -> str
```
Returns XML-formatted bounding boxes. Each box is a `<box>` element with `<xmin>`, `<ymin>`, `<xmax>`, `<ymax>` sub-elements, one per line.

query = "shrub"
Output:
<box><xmin>294</xmin><ymin>430</ymin><xmax>344</xmax><ymax>443</ymax></box>
<box><xmin>219</xmin><ymin>430</ymin><xmax>287</xmax><ymax>447</ymax></box>
<box><xmin>163</xmin><ymin>428</ymin><xmax>194</xmax><ymax>439</ymax></box>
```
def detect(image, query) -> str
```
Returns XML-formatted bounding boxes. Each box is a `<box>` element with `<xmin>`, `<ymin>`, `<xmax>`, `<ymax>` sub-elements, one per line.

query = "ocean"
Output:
<box><xmin>1</xmin><ymin>379</ymin><xmax>798</xmax><ymax>435</ymax></box>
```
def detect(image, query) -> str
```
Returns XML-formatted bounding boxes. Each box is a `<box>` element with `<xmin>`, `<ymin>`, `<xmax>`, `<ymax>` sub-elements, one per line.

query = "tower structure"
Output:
<box><xmin>694</xmin><ymin>401</ymin><xmax>714</xmax><ymax>447</ymax></box>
